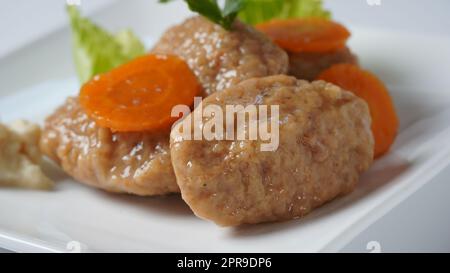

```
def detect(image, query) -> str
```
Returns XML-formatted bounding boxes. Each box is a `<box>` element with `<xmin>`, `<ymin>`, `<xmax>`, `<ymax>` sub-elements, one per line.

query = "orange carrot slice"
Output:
<box><xmin>256</xmin><ymin>18</ymin><xmax>350</xmax><ymax>53</ymax></box>
<box><xmin>80</xmin><ymin>54</ymin><xmax>201</xmax><ymax>132</ymax></box>
<box><xmin>317</xmin><ymin>64</ymin><xmax>399</xmax><ymax>158</ymax></box>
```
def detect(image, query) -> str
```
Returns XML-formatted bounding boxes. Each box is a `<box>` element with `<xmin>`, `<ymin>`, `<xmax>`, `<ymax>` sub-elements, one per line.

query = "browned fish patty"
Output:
<box><xmin>170</xmin><ymin>75</ymin><xmax>374</xmax><ymax>226</ymax></box>
<box><xmin>152</xmin><ymin>16</ymin><xmax>289</xmax><ymax>96</ymax></box>
<box><xmin>288</xmin><ymin>47</ymin><xmax>358</xmax><ymax>81</ymax></box>
<box><xmin>40</xmin><ymin>97</ymin><xmax>178</xmax><ymax>196</ymax></box>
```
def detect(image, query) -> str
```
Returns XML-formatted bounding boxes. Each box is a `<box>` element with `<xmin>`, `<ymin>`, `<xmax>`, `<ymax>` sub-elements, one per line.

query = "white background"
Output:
<box><xmin>0</xmin><ymin>0</ymin><xmax>449</xmax><ymax>252</ymax></box>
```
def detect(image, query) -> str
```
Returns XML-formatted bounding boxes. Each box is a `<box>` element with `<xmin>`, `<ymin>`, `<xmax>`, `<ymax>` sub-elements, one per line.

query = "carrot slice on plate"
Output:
<box><xmin>256</xmin><ymin>18</ymin><xmax>350</xmax><ymax>53</ymax></box>
<box><xmin>80</xmin><ymin>54</ymin><xmax>201</xmax><ymax>132</ymax></box>
<box><xmin>317</xmin><ymin>64</ymin><xmax>399</xmax><ymax>158</ymax></box>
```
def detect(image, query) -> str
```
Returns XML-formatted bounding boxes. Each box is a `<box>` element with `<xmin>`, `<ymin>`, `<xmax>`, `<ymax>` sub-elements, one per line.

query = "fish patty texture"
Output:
<box><xmin>40</xmin><ymin>98</ymin><xmax>178</xmax><ymax>196</ymax></box>
<box><xmin>170</xmin><ymin>75</ymin><xmax>374</xmax><ymax>226</ymax></box>
<box><xmin>153</xmin><ymin>16</ymin><xmax>289</xmax><ymax>96</ymax></box>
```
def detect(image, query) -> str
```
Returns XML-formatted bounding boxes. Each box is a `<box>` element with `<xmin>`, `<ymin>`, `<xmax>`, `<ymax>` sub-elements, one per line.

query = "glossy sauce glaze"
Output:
<box><xmin>152</xmin><ymin>16</ymin><xmax>289</xmax><ymax>96</ymax></box>
<box><xmin>171</xmin><ymin>76</ymin><xmax>374</xmax><ymax>226</ymax></box>
<box><xmin>40</xmin><ymin>97</ymin><xmax>178</xmax><ymax>196</ymax></box>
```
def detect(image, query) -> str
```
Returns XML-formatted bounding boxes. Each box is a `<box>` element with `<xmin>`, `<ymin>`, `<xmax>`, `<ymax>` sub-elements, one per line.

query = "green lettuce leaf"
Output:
<box><xmin>67</xmin><ymin>6</ymin><xmax>146</xmax><ymax>83</ymax></box>
<box><xmin>238</xmin><ymin>0</ymin><xmax>331</xmax><ymax>25</ymax></box>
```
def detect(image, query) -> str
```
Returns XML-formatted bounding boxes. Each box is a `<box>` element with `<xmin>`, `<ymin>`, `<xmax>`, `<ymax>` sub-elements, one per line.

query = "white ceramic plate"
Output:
<box><xmin>1</xmin><ymin>0</ymin><xmax>450</xmax><ymax>252</ymax></box>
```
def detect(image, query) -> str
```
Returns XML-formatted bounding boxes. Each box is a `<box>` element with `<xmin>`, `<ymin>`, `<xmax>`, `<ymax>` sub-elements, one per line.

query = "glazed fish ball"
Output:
<box><xmin>152</xmin><ymin>16</ymin><xmax>289</xmax><ymax>96</ymax></box>
<box><xmin>170</xmin><ymin>75</ymin><xmax>374</xmax><ymax>226</ymax></box>
<box><xmin>40</xmin><ymin>98</ymin><xmax>178</xmax><ymax>196</ymax></box>
<box><xmin>289</xmin><ymin>47</ymin><xmax>358</xmax><ymax>81</ymax></box>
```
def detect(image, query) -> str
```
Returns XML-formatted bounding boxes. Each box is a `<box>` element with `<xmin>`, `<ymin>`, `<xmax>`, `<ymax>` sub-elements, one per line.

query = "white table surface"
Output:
<box><xmin>0</xmin><ymin>0</ymin><xmax>449</xmax><ymax>253</ymax></box>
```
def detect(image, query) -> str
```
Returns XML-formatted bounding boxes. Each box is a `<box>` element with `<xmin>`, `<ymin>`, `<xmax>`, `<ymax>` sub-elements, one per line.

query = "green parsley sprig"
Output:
<box><xmin>160</xmin><ymin>0</ymin><xmax>330</xmax><ymax>30</ymax></box>
<box><xmin>160</xmin><ymin>0</ymin><xmax>243</xmax><ymax>30</ymax></box>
